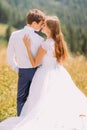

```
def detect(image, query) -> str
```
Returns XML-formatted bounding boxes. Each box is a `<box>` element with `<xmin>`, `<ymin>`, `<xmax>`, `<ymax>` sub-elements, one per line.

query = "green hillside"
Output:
<box><xmin>1</xmin><ymin>0</ymin><xmax>87</xmax><ymax>27</ymax></box>
<box><xmin>0</xmin><ymin>0</ymin><xmax>87</xmax><ymax>55</ymax></box>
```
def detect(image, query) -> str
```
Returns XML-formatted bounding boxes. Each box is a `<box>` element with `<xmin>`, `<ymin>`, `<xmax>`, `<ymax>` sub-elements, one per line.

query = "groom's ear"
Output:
<box><xmin>32</xmin><ymin>21</ymin><xmax>37</xmax><ymax>27</ymax></box>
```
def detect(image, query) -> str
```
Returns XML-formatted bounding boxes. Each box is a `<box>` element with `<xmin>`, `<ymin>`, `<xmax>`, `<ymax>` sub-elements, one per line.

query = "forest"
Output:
<box><xmin>0</xmin><ymin>0</ymin><xmax>87</xmax><ymax>55</ymax></box>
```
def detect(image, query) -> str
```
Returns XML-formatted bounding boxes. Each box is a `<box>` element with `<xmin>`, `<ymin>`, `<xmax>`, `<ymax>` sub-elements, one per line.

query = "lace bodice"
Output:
<box><xmin>41</xmin><ymin>38</ymin><xmax>57</xmax><ymax>67</ymax></box>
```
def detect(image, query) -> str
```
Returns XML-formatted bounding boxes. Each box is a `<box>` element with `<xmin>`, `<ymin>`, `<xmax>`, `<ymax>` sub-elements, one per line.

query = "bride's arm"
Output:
<box><xmin>23</xmin><ymin>36</ymin><xmax>46</xmax><ymax>67</ymax></box>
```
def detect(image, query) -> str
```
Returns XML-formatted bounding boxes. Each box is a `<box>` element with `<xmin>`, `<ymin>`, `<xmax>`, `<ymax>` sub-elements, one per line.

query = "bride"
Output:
<box><xmin>0</xmin><ymin>16</ymin><xmax>87</xmax><ymax>130</ymax></box>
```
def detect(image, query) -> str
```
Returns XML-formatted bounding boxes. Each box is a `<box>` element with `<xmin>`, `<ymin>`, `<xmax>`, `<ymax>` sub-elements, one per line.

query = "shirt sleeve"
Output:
<box><xmin>7</xmin><ymin>33</ymin><xmax>19</xmax><ymax>73</ymax></box>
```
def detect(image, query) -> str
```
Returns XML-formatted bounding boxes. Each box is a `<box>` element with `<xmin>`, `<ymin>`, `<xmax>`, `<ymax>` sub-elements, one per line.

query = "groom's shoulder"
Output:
<box><xmin>11</xmin><ymin>28</ymin><xmax>23</xmax><ymax>37</ymax></box>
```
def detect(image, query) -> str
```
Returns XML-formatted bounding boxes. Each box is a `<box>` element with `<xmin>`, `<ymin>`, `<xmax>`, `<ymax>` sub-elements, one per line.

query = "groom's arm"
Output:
<box><xmin>7</xmin><ymin>34</ymin><xmax>19</xmax><ymax>73</ymax></box>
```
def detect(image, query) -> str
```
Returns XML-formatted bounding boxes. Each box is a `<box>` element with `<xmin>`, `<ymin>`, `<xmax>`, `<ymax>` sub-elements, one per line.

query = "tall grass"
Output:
<box><xmin>0</xmin><ymin>46</ymin><xmax>87</xmax><ymax>121</ymax></box>
<box><xmin>65</xmin><ymin>55</ymin><xmax>87</xmax><ymax>96</ymax></box>
<box><xmin>0</xmin><ymin>47</ymin><xmax>17</xmax><ymax>121</ymax></box>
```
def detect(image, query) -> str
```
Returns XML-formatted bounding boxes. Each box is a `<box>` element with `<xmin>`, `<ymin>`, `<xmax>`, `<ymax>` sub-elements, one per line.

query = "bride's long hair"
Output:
<box><xmin>46</xmin><ymin>16</ymin><xmax>68</xmax><ymax>63</ymax></box>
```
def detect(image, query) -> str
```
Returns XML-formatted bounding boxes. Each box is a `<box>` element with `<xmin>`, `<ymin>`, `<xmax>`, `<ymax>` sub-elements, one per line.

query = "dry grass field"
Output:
<box><xmin>0</xmin><ymin>46</ymin><xmax>87</xmax><ymax>121</ymax></box>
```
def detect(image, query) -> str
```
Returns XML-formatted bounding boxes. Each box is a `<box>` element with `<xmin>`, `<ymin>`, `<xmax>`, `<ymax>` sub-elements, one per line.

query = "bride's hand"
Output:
<box><xmin>23</xmin><ymin>35</ymin><xmax>31</xmax><ymax>49</ymax></box>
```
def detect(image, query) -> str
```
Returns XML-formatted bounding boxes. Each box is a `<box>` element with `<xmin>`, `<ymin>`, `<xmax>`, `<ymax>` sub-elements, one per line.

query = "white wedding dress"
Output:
<box><xmin>0</xmin><ymin>38</ymin><xmax>87</xmax><ymax>130</ymax></box>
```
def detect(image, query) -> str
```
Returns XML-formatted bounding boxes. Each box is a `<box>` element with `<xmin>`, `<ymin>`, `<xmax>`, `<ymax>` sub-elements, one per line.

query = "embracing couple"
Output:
<box><xmin>0</xmin><ymin>9</ymin><xmax>87</xmax><ymax>130</ymax></box>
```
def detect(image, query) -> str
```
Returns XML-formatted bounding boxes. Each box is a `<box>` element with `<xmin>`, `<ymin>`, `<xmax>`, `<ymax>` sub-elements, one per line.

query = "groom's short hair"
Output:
<box><xmin>26</xmin><ymin>9</ymin><xmax>45</xmax><ymax>24</ymax></box>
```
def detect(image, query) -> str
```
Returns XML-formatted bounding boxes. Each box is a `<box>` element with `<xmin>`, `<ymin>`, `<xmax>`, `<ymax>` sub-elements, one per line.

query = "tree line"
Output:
<box><xmin>0</xmin><ymin>0</ymin><xmax>87</xmax><ymax>56</ymax></box>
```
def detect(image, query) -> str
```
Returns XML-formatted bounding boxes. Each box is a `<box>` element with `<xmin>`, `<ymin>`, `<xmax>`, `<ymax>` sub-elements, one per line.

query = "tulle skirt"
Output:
<box><xmin>0</xmin><ymin>64</ymin><xmax>87</xmax><ymax>130</ymax></box>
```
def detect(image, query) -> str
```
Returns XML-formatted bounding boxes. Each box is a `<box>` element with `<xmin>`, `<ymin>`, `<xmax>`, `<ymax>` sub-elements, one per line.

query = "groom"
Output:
<box><xmin>7</xmin><ymin>9</ymin><xmax>45</xmax><ymax>116</ymax></box>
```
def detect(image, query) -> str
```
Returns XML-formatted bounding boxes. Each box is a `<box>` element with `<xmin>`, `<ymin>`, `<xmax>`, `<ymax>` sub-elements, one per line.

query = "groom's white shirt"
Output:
<box><xmin>7</xmin><ymin>26</ymin><xmax>44</xmax><ymax>72</ymax></box>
